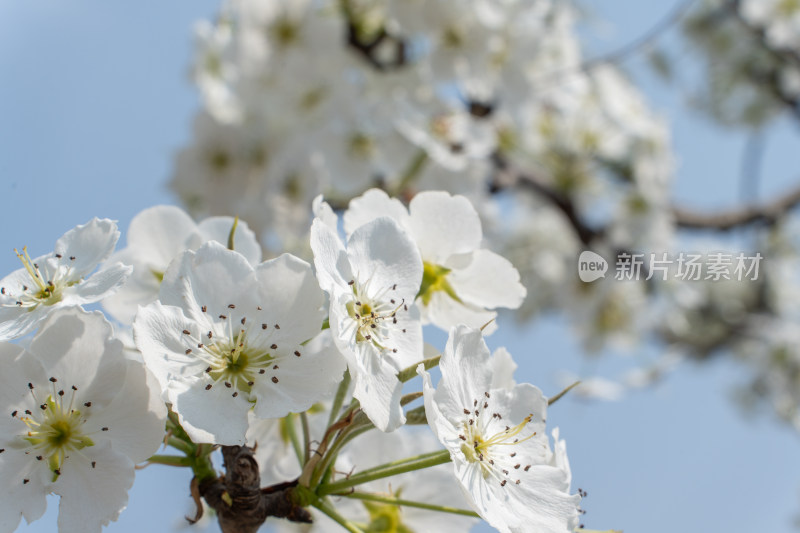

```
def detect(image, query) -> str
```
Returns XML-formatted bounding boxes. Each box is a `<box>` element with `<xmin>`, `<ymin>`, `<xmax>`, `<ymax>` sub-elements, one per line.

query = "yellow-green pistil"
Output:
<box><xmin>20</xmin><ymin>392</ymin><xmax>94</xmax><ymax>481</ymax></box>
<box><xmin>344</xmin><ymin>280</ymin><xmax>405</xmax><ymax>352</ymax></box>
<box><xmin>458</xmin><ymin>393</ymin><xmax>536</xmax><ymax>486</ymax></box>
<box><xmin>417</xmin><ymin>262</ymin><xmax>461</xmax><ymax>306</ymax></box>
<box><xmin>201</xmin><ymin>327</ymin><xmax>274</xmax><ymax>394</ymax></box>
<box><xmin>9</xmin><ymin>247</ymin><xmax>74</xmax><ymax>307</ymax></box>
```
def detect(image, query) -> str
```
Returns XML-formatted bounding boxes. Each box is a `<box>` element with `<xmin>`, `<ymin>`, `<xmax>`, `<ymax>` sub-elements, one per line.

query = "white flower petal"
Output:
<box><xmin>0</xmin><ymin>304</ymin><xmax>44</xmax><ymax>341</ymax></box>
<box><xmin>491</xmin><ymin>346</ymin><xmax>517</xmax><ymax>390</ymax></box>
<box><xmin>448</xmin><ymin>249</ymin><xmax>526</xmax><ymax>309</ymax></box>
<box><xmin>352</xmin><ymin>350</ymin><xmax>406</xmax><ymax>432</ymax></box>
<box><xmin>124</xmin><ymin>205</ymin><xmax>199</xmax><ymax>267</ymax></box>
<box><xmin>424</xmin><ymin>290</ymin><xmax>499</xmax><ymax>334</ymax></box>
<box><xmin>312</xmin><ymin>195</ymin><xmax>339</xmax><ymax>231</ymax></box>
<box><xmin>252</xmin><ymin>331</ymin><xmax>345</xmax><ymax>418</ymax></box>
<box><xmin>158</xmin><ymin>241</ymin><xmax>254</xmax><ymax>319</ymax></box>
<box><xmin>28</xmin><ymin>309</ymin><xmax>125</xmax><ymax>410</ymax></box>
<box><xmin>408</xmin><ymin>191</ymin><xmax>482</xmax><ymax>262</ymax></box>
<box><xmin>134</xmin><ymin>301</ymin><xmax>206</xmax><ymax>395</ymax></box>
<box><xmin>343</xmin><ymin>188</ymin><xmax>409</xmax><ymax>238</ymax></box>
<box><xmin>85</xmin><ymin>360</ymin><xmax>166</xmax><ymax>464</ymax></box>
<box><xmin>198</xmin><ymin>216</ymin><xmax>262</xmax><ymax>265</ymax></box>
<box><xmin>0</xmin><ymin>450</ymin><xmax>48</xmax><ymax>533</ymax></box>
<box><xmin>251</xmin><ymin>253</ymin><xmax>324</xmax><ymax>345</ymax></box>
<box><xmin>171</xmin><ymin>378</ymin><xmax>251</xmax><ymax>445</ymax></box>
<box><xmin>53</xmin><ymin>442</ymin><xmax>135</xmax><ymax>533</ymax></box>
<box><xmin>347</xmin><ymin>217</ymin><xmax>422</xmax><ymax>299</ymax></box>
<box><xmin>66</xmin><ymin>262</ymin><xmax>132</xmax><ymax>306</ymax></box>
<box><xmin>310</xmin><ymin>218</ymin><xmax>353</xmax><ymax>295</ymax></box>
<box><xmin>53</xmin><ymin>218</ymin><xmax>120</xmax><ymax>278</ymax></box>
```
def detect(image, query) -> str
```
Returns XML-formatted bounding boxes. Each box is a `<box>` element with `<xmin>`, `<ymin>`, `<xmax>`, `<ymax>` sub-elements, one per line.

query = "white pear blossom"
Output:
<box><xmin>134</xmin><ymin>241</ymin><xmax>345</xmax><ymax>445</ymax></box>
<box><xmin>0</xmin><ymin>218</ymin><xmax>132</xmax><ymax>341</ymax></box>
<box><xmin>0</xmin><ymin>308</ymin><xmax>166</xmax><ymax>533</ymax></box>
<box><xmin>419</xmin><ymin>325</ymin><xmax>580</xmax><ymax>533</ymax></box>
<box><xmin>102</xmin><ymin>205</ymin><xmax>261</xmax><ymax>324</ymax></box>
<box><xmin>344</xmin><ymin>189</ymin><xmax>526</xmax><ymax>334</ymax></box>
<box><xmin>311</xmin><ymin>208</ymin><xmax>423</xmax><ymax>432</ymax></box>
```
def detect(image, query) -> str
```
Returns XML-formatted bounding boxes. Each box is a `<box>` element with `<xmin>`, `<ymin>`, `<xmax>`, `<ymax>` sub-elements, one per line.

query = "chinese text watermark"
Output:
<box><xmin>578</xmin><ymin>251</ymin><xmax>762</xmax><ymax>283</ymax></box>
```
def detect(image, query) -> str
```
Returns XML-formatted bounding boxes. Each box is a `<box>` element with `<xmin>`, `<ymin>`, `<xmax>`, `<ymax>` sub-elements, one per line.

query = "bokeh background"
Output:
<box><xmin>1</xmin><ymin>1</ymin><xmax>799</xmax><ymax>531</ymax></box>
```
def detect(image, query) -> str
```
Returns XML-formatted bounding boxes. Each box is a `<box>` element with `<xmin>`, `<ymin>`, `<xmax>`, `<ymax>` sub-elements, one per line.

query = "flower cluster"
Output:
<box><xmin>0</xmin><ymin>192</ymin><xmax>583</xmax><ymax>532</ymax></box>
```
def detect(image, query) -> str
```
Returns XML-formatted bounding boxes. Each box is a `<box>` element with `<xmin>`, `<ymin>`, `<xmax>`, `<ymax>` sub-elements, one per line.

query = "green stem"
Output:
<box><xmin>400</xmin><ymin>391</ymin><xmax>423</xmax><ymax>406</ymax></box>
<box><xmin>301</xmin><ymin>412</ymin><xmax>311</xmax><ymax>465</ymax></box>
<box><xmin>227</xmin><ymin>216</ymin><xmax>239</xmax><ymax>251</ymax></box>
<box><xmin>167</xmin><ymin>436</ymin><xmax>195</xmax><ymax>456</ymax></box>
<box><xmin>337</xmin><ymin>491</ymin><xmax>480</xmax><ymax>518</ymax></box>
<box><xmin>190</xmin><ymin>451</ymin><xmax>217</xmax><ymax>484</ymax></box>
<box><xmin>328</xmin><ymin>371</ymin><xmax>351</xmax><ymax>427</ymax></box>
<box><xmin>283</xmin><ymin>414</ymin><xmax>304</xmax><ymax>467</ymax></box>
<box><xmin>146</xmin><ymin>454</ymin><xmax>193</xmax><ymax>467</ymax></box>
<box><xmin>548</xmin><ymin>381</ymin><xmax>581</xmax><ymax>406</ymax></box>
<box><xmin>312</xmin><ymin>495</ymin><xmax>364</xmax><ymax>533</ymax></box>
<box><xmin>393</xmin><ymin>149</ymin><xmax>428</xmax><ymax>194</ymax></box>
<box><xmin>397</xmin><ymin>355</ymin><xmax>440</xmax><ymax>383</ymax></box>
<box><xmin>310</xmin><ymin>423</ymin><xmax>373</xmax><ymax>489</ymax></box>
<box><xmin>318</xmin><ymin>450</ymin><xmax>451</xmax><ymax>496</ymax></box>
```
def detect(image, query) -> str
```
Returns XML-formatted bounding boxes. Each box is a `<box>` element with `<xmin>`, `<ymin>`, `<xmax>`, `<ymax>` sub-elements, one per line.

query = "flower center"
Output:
<box><xmin>418</xmin><ymin>262</ymin><xmax>461</xmax><ymax>306</ymax></box>
<box><xmin>345</xmin><ymin>280</ymin><xmax>406</xmax><ymax>351</ymax></box>
<box><xmin>202</xmin><ymin>329</ymin><xmax>273</xmax><ymax>394</ymax></box>
<box><xmin>181</xmin><ymin>307</ymin><xmax>289</xmax><ymax>397</ymax></box>
<box><xmin>17</xmin><ymin>382</ymin><xmax>95</xmax><ymax>481</ymax></box>
<box><xmin>458</xmin><ymin>393</ymin><xmax>536</xmax><ymax>484</ymax></box>
<box><xmin>2</xmin><ymin>247</ymin><xmax>78</xmax><ymax>309</ymax></box>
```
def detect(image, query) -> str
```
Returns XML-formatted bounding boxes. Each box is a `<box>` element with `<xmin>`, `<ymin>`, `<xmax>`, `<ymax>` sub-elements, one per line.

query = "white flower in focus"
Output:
<box><xmin>134</xmin><ymin>241</ymin><xmax>345</xmax><ymax>445</ymax></box>
<box><xmin>311</xmin><ymin>208</ymin><xmax>423</xmax><ymax>432</ymax></box>
<box><xmin>0</xmin><ymin>218</ymin><xmax>131</xmax><ymax>341</ymax></box>
<box><xmin>0</xmin><ymin>308</ymin><xmax>166</xmax><ymax>533</ymax></box>
<box><xmin>344</xmin><ymin>189</ymin><xmax>526</xmax><ymax>334</ymax></box>
<box><xmin>102</xmin><ymin>205</ymin><xmax>261</xmax><ymax>324</ymax></box>
<box><xmin>419</xmin><ymin>325</ymin><xmax>580</xmax><ymax>533</ymax></box>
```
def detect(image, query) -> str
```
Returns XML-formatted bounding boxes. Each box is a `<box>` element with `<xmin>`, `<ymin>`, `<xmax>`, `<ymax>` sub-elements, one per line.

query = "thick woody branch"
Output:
<box><xmin>673</xmin><ymin>182</ymin><xmax>800</xmax><ymax>231</ymax></box>
<box><xmin>198</xmin><ymin>446</ymin><xmax>312</xmax><ymax>533</ymax></box>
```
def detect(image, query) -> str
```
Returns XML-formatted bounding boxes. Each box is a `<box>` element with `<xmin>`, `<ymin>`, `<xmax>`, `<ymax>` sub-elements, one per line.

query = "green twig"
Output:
<box><xmin>301</xmin><ymin>412</ymin><xmax>311</xmax><ymax>465</ymax></box>
<box><xmin>311</xmin><ymin>495</ymin><xmax>364</xmax><ymax>533</ymax></box>
<box><xmin>397</xmin><ymin>355</ymin><xmax>440</xmax><ymax>383</ymax></box>
<box><xmin>392</xmin><ymin>149</ymin><xmax>428</xmax><ymax>194</ymax></box>
<box><xmin>146</xmin><ymin>454</ymin><xmax>193</xmax><ymax>467</ymax></box>
<box><xmin>167</xmin><ymin>436</ymin><xmax>195</xmax><ymax>456</ymax></box>
<box><xmin>548</xmin><ymin>381</ymin><xmax>581</xmax><ymax>406</ymax></box>
<box><xmin>283</xmin><ymin>414</ymin><xmax>304</xmax><ymax>466</ymax></box>
<box><xmin>328</xmin><ymin>371</ymin><xmax>352</xmax><ymax>427</ymax></box>
<box><xmin>318</xmin><ymin>450</ymin><xmax>451</xmax><ymax>495</ymax></box>
<box><xmin>336</xmin><ymin>491</ymin><xmax>480</xmax><ymax>518</ymax></box>
<box><xmin>227</xmin><ymin>216</ymin><xmax>239</xmax><ymax>251</ymax></box>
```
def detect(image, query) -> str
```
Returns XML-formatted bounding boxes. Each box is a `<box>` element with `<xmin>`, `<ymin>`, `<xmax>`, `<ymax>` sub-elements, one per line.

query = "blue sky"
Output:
<box><xmin>1</xmin><ymin>1</ymin><xmax>799</xmax><ymax>532</ymax></box>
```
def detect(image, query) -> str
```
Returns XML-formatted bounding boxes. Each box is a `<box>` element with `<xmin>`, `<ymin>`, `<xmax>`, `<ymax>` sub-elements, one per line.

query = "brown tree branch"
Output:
<box><xmin>489</xmin><ymin>155</ymin><xmax>602</xmax><ymax>246</ymax></box>
<box><xmin>673</xmin><ymin>181</ymin><xmax>800</xmax><ymax>230</ymax></box>
<box><xmin>198</xmin><ymin>446</ymin><xmax>312</xmax><ymax>533</ymax></box>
